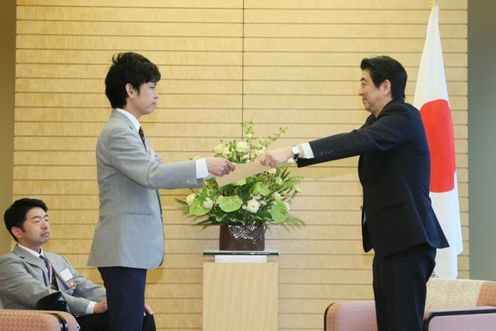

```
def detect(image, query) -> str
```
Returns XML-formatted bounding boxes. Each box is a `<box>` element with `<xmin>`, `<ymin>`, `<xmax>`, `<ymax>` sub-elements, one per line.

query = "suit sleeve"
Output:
<box><xmin>0</xmin><ymin>254</ymin><xmax>54</xmax><ymax>309</ymax></box>
<box><xmin>100</xmin><ymin>125</ymin><xmax>202</xmax><ymax>189</ymax></box>
<box><xmin>297</xmin><ymin>106</ymin><xmax>414</xmax><ymax>167</ymax></box>
<box><xmin>54</xmin><ymin>255</ymin><xmax>106</xmax><ymax>313</ymax></box>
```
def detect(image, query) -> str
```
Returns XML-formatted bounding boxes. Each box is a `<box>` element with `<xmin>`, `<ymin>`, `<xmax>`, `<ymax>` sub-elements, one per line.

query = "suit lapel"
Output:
<box><xmin>14</xmin><ymin>245</ymin><xmax>45</xmax><ymax>269</ymax></box>
<box><xmin>110</xmin><ymin>109</ymin><xmax>150</xmax><ymax>154</ymax></box>
<box><xmin>13</xmin><ymin>245</ymin><xmax>50</xmax><ymax>285</ymax></box>
<box><xmin>15</xmin><ymin>245</ymin><xmax>65</xmax><ymax>289</ymax></box>
<box><xmin>358</xmin><ymin>115</ymin><xmax>376</xmax><ymax>184</ymax></box>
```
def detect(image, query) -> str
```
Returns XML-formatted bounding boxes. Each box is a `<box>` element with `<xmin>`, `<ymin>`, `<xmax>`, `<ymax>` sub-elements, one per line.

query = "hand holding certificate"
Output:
<box><xmin>215</xmin><ymin>161</ymin><xmax>271</xmax><ymax>187</ymax></box>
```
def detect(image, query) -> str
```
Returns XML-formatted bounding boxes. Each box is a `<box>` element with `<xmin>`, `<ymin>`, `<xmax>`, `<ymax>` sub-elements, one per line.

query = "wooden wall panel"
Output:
<box><xmin>13</xmin><ymin>1</ymin><xmax>467</xmax><ymax>330</ymax></box>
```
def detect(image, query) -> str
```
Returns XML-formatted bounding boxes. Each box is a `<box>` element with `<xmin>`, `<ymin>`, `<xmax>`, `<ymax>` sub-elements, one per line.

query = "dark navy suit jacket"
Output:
<box><xmin>297</xmin><ymin>99</ymin><xmax>449</xmax><ymax>257</ymax></box>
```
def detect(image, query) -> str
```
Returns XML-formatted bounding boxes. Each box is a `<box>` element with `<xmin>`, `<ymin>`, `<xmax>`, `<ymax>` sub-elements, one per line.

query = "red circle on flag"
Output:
<box><xmin>419</xmin><ymin>99</ymin><xmax>456</xmax><ymax>192</ymax></box>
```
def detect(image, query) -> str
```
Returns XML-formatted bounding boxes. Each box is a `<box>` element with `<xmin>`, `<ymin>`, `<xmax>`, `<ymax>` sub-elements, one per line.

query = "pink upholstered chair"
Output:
<box><xmin>325</xmin><ymin>300</ymin><xmax>378</xmax><ymax>331</ymax></box>
<box><xmin>0</xmin><ymin>309</ymin><xmax>79</xmax><ymax>331</ymax></box>
<box><xmin>324</xmin><ymin>278</ymin><xmax>496</xmax><ymax>331</ymax></box>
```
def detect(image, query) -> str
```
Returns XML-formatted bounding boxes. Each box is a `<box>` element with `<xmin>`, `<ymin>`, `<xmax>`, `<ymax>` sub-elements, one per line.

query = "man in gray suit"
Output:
<box><xmin>87</xmin><ymin>52</ymin><xmax>235</xmax><ymax>331</ymax></box>
<box><xmin>0</xmin><ymin>198</ymin><xmax>116</xmax><ymax>330</ymax></box>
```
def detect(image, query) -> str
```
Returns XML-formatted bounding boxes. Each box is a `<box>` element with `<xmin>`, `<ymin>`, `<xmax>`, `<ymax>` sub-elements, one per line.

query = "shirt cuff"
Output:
<box><xmin>195</xmin><ymin>158</ymin><xmax>210</xmax><ymax>179</ymax></box>
<box><xmin>301</xmin><ymin>142</ymin><xmax>314</xmax><ymax>159</ymax></box>
<box><xmin>86</xmin><ymin>301</ymin><xmax>97</xmax><ymax>315</ymax></box>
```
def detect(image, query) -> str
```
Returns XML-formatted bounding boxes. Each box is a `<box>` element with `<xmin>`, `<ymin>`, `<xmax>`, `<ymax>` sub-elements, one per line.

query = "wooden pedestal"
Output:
<box><xmin>203</xmin><ymin>261</ymin><xmax>278</xmax><ymax>331</ymax></box>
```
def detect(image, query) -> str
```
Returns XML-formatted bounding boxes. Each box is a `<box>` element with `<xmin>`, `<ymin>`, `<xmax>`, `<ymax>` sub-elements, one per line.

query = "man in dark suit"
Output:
<box><xmin>260</xmin><ymin>55</ymin><xmax>449</xmax><ymax>331</ymax></box>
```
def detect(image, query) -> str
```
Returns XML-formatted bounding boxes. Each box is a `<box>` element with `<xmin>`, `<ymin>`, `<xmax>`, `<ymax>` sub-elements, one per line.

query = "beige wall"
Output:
<box><xmin>13</xmin><ymin>0</ymin><xmax>468</xmax><ymax>330</ymax></box>
<box><xmin>0</xmin><ymin>0</ymin><xmax>15</xmax><ymax>254</ymax></box>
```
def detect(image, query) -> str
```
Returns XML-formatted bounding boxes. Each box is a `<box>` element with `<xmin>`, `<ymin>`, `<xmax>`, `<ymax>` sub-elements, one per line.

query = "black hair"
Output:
<box><xmin>4</xmin><ymin>198</ymin><xmax>48</xmax><ymax>241</ymax></box>
<box><xmin>104</xmin><ymin>52</ymin><xmax>161</xmax><ymax>109</ymax></box>
<box><xmin>360</xmin><ymin>55</ymin><xmax>407</xmax><ymax>101</ymax></box>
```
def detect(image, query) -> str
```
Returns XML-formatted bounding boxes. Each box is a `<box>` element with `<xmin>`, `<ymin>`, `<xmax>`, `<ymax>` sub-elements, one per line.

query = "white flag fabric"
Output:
<box><xmin>413</xmin><ymin>4</ymin><xmax>463</xmax><ymax>279</ymax></box>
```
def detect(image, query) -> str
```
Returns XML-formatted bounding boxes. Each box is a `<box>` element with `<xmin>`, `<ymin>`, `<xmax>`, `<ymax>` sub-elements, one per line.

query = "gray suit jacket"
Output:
<box><xmin>88</xmin><ymin>110</ymin><xmax>202</xmax><ymax>269</ymax></box>
<box><xmin>0</xmin><ymin>245</ymin><xmax>106</xmax><ymax>316</ymax></box>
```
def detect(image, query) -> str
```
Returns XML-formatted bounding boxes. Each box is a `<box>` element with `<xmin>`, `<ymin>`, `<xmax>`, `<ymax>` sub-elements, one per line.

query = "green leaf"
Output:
<box><xmin>254</xmin><ymin>182</ymin><xmax>271</xmax><ymax>196</ymax></box>
<box><xmin>189</xmin><ymin>199</ymin><xmax>210</xmax><ymax>216</ymax></box>
<box><xmin>218</xmin><ymin>196</ymin><xmax>243</xmax><ymax>212</ymax></box>
<box><xmin>233</xmin><ymin>178</ymin><xmax>246</xmax><ymax>186</ymax></box>
<box><xmin>270</xmin><ymin>201</ymin><xmax>288</xmax><ymax>222</ymax></box>
<box><xmin>175</xmin><ymin>198</ymin><xmax>188</xmax><ymax>207</ymax></box>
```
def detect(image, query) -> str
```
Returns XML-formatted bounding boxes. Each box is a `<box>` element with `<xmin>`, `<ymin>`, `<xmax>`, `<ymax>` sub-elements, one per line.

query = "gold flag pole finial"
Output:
<box><xmin>431</xmin><ymin>0</ymin><xmax>439</xmax><ymax>7</ymax></box>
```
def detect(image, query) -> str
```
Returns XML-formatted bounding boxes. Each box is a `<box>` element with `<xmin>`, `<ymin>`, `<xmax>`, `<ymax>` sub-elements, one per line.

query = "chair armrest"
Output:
<box><xmin>324</xmin><ymin>301</ymin><xmax>377</xmax><ymax>331</ymax></box>
<box><xmin>424</xmin><ymin>306</ymin><xmax>496</xmax><ymax>331</ymax></box>
<box><xmin>477</xmin><ymin>281</ymin><xmax>496</xmax><ymax>306</ymax></box>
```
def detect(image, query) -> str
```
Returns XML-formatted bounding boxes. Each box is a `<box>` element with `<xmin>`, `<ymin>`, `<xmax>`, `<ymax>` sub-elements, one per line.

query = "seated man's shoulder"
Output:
<box><xmin>0</xmin><ymin>253</ymin><xmax>25</xmax><ymax>276</ymax></box>
<box><xmin>0</xmin><ymin>252</ymin><xmax>20</xmax><ymax>263</ymax></box>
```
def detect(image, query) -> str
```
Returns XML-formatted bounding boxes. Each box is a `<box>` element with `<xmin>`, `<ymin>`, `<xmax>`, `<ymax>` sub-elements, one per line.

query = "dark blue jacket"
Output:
<box><xmin>297</xmin><ymin>100</ymin><xmax>449</xmax><ymax>257</ymax></box>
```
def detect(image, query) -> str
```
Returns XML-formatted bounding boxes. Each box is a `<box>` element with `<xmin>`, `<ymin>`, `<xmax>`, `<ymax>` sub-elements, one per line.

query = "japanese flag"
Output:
<box><xmin>413</xmin><ymin>3</ymin><xmax>463</xmax><ymax>279</ymax></box>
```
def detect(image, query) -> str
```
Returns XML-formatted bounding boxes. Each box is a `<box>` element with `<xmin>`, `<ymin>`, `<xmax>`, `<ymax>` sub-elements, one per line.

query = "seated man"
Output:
<box><xmin>0</xmin><ymin>198</ymin><xmax>155</xmax><ymax>331</ymax></box>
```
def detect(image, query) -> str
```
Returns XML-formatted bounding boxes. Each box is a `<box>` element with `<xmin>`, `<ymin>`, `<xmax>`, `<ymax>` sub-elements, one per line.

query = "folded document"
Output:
<box><xmin>215</xmin><ymin>162</ymin><xmax>271</xmax><ymax>187</ymax></box>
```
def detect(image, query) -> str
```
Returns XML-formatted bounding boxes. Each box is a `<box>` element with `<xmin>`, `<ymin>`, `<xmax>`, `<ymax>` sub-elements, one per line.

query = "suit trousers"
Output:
<box><xmin>98</xmin><ymin>267</ymin><xmax>148</xmax><ymax>331</ymax></box>
<box><xmin>372</xmin><ymin>243</ymin><xmax>436</xmax><ymax>331</ymax></box>
<box><xmin>76</xmin><ymin>312</ymin><xmax>108</xmax><ymax>331</ymax></box>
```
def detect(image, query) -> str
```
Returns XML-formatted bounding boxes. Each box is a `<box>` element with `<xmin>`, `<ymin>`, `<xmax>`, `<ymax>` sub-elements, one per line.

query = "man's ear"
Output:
<box><xmin>10</xmin><ymin>226</ymin><xmax>23</xmax><ymax>241</ymax></box>
<box><xmin>381</xmin><ymin>79</ymin><xmax>392</xmax><ymax>97</ymax></box>
<box><xmin>125</xmin><ymin>83</ymin><xmax>137</xmax><ymax>98</ymax></box>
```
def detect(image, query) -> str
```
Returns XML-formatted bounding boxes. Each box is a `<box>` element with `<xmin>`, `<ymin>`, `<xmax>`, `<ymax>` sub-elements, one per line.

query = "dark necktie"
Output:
<box><xmin>138</xmin><ymin>126</ymin><xmax>147</xmax><ymax>150</ymax></box>
<box><xmin>39</xmin><ymin>255</ymin><xmax>58</xmax><ymax>290</ymax></box>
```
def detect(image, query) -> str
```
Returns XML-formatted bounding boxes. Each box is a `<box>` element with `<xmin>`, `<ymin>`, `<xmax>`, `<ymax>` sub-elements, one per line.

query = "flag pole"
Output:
<box><xmin>431</xmin><ymin>0</ymin><xmax>439</xmax><ymax>7</ymax></box>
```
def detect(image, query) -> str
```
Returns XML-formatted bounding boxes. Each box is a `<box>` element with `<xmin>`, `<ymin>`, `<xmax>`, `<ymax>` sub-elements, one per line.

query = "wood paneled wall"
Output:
<box><xmin>14</xmin><ymin>0</ymin><xmax>467</xmax><ymax>330</ymax></box>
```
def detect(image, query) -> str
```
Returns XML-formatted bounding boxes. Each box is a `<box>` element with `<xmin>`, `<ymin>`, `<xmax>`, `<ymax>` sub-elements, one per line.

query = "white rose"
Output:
<box><xmin>186</xmin><ymin>193</ymin><xmax>196</xmax><ymax>206</ymax></box>
<box><xmin>236</xmin><ymin>141</ymin><xmax>249</xmax><ymax>153</ymax></box>
<box><xmin>214</xmin><ymin>143</ymin><xmax>225</xmax><ymax>155</ymax></box>
<box><xmin>246</xmin><ymin>198</ymin><xmax>261</xmax><ymax>213</ymax></box>
<box><xmin>202</xmin><ymin>197</ymin><xmax>213</xmax><ymax>210</ymax></box>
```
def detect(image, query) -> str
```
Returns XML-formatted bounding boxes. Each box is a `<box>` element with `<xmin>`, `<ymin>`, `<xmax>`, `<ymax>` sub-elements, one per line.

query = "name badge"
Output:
<box><xmin>60</xmin><ymin>268</ymin><xmax>77</xmax><ymax>289</ymax></box>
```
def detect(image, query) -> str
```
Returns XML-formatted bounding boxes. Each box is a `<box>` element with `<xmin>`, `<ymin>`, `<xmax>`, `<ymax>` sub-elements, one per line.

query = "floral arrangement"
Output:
<box><xmin>176</xmin><ymin>122</ymin><xmax>303</xmax><ymax>229</ymax></box>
